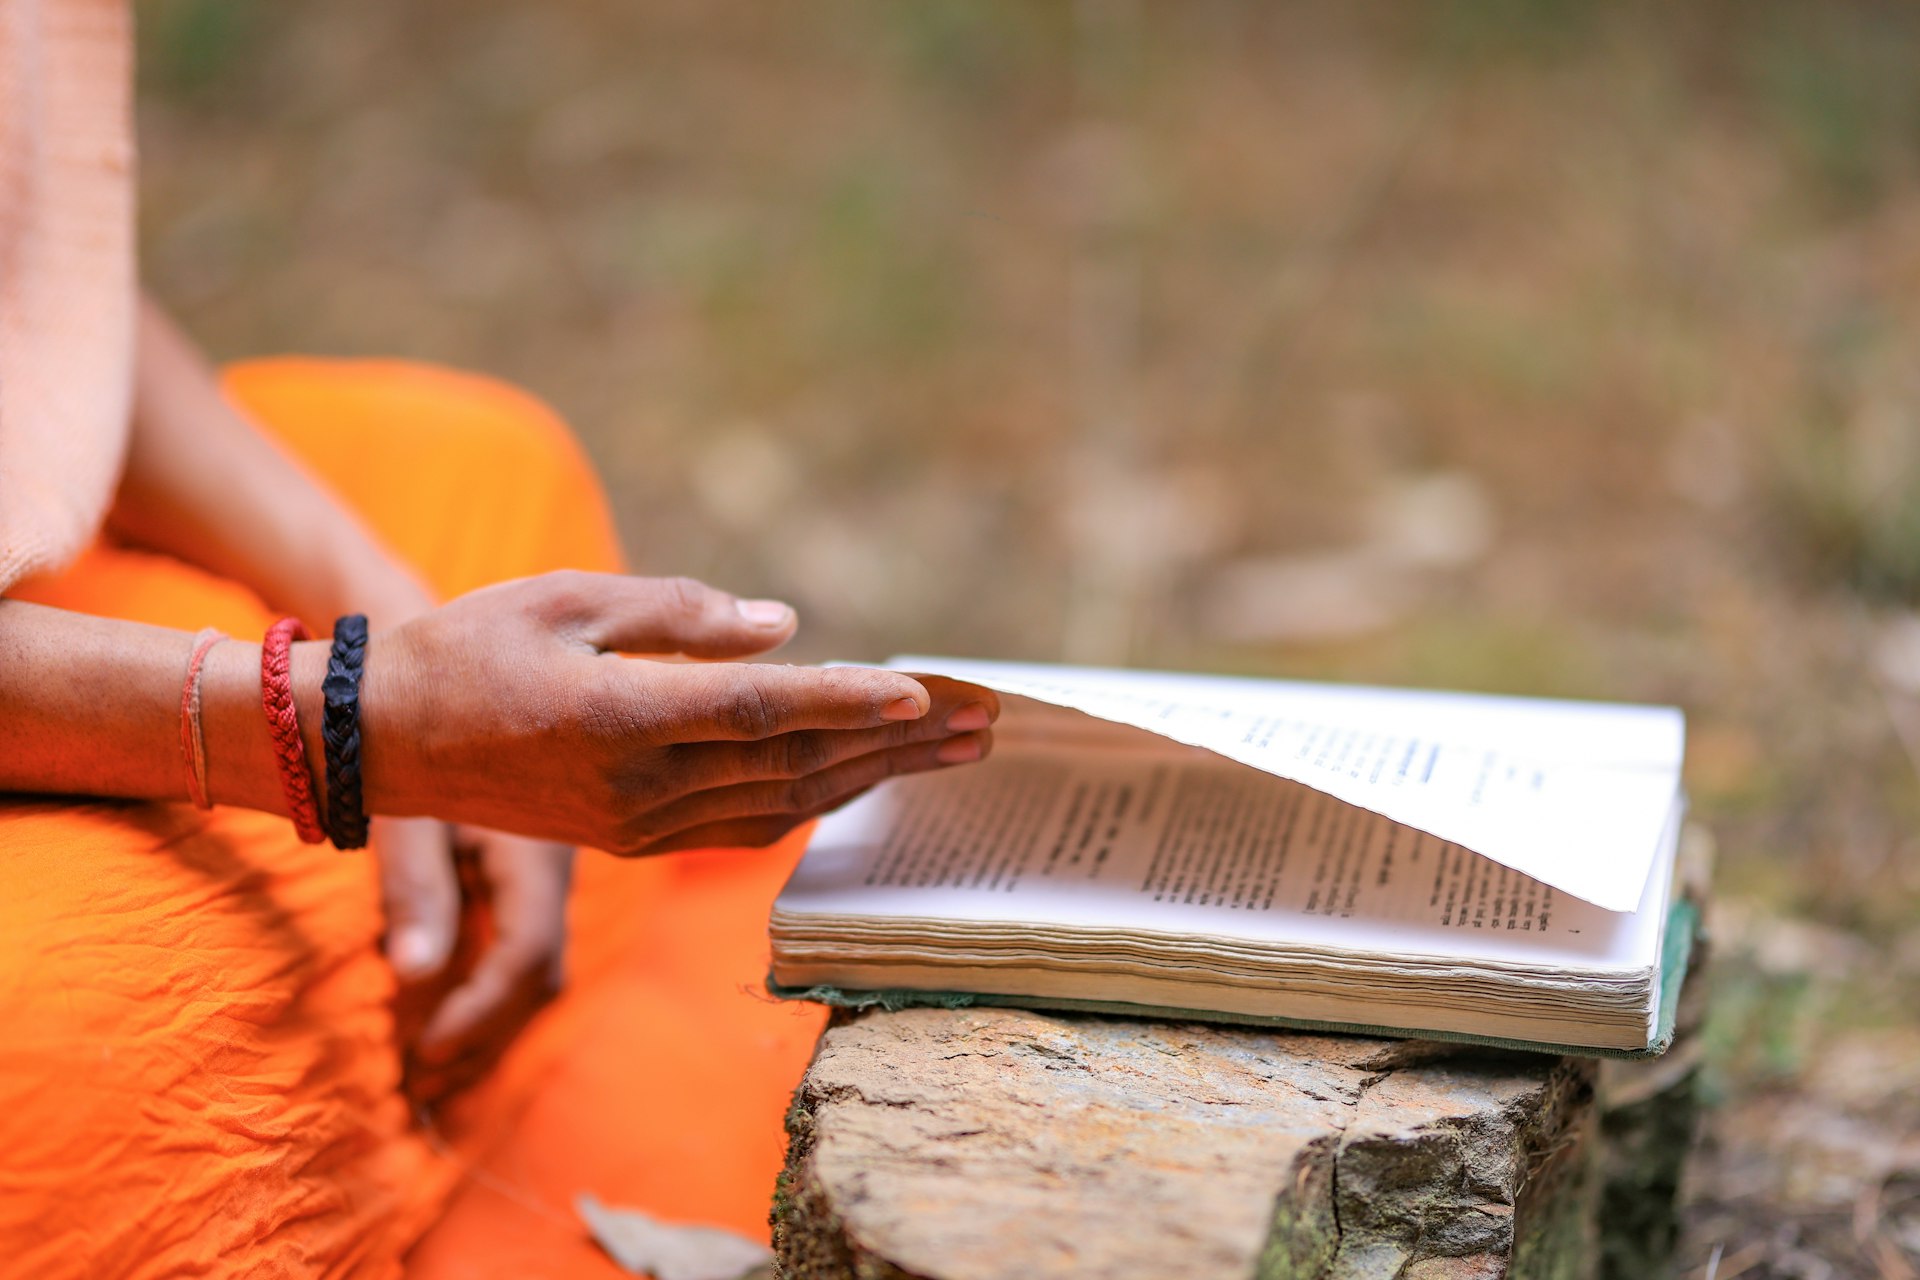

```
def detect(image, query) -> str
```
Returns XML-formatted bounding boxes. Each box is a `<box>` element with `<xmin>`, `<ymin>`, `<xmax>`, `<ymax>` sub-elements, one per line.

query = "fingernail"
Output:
<box><xmin>937</xmin><ymin>735</ymin><xmax>983</xmax><ymax>765</ymax></box>
<box><xmin>389</xmin><ymin>928</ymin><xmax>443</xmax><ymax>980</ymax></box>
<box><xmin>945</xmin><ymin>703</ymin><xmax>991</xmax><ymax>733</ymax></box>
<box><xmin>881</xmin><ymin>697</ymin><xmax>924</xmax><ymax>722</ymax></box>
<box><xmin>737</xmin><ymin>599</ymin><xmax>793</xmax><ymax>626</ymax></box>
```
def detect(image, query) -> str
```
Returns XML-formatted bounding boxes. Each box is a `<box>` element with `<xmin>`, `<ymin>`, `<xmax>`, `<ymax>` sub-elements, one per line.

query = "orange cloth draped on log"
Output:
<box><xmin>0</xmin><ymin>358</ymin><xmax>828</xmax><ymax>1278</ymax></box>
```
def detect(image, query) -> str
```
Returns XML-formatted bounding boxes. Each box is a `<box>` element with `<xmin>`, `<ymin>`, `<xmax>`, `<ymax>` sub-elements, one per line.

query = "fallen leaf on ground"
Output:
<box><xmin>576</xmin><ymin>1193</ymin><xmax>773</xmax><ymax>1280</ymax></box>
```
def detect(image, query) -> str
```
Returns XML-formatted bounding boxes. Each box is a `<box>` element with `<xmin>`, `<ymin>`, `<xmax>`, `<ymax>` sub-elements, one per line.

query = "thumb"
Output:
<box><xmin>371</xmin><ymin>816</ymin><xmax>461</xmax><ymax>981</ymax></box>
<box><xmin>537</xmin><ymin>572</ymin><xmax>798</xmax><ymax>659</ymax></box>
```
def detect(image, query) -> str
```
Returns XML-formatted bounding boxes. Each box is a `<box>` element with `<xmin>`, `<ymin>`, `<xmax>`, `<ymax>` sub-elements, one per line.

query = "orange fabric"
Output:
<box><xmin>0</xmin><ymin>358</ymin><xmax>826</xmax><ymax>1278</ymax></box>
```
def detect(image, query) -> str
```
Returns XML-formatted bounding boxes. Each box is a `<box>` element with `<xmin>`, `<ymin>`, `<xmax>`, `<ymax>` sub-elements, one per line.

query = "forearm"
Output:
<box><xmin>109</xmin><ymin>296</ymin><xmax>430</xmax><ymax>628</ymax></box>
<box><xmin>1</xmin><ymin>573</ymin><xmax>988</xmax><ymax>851</ymax></box>
<box><xmin>0</xmin><ymin>599</ymin><xmax>326</xmax><ymax>813</ymax></box>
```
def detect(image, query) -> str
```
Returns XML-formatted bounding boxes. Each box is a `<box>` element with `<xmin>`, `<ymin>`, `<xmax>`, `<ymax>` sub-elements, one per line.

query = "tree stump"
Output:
<box><xmin>773</xmin><ymin>1007</ymin><xmax>1698</xmax><ymax>1280</ymax></box>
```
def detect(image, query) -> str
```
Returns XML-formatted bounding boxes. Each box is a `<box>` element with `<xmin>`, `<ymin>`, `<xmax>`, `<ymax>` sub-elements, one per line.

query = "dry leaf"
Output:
<box><xmin>576</xmin><ymin>1194</ymin><xmax>773</xmax><ymax>1280</ymax></box>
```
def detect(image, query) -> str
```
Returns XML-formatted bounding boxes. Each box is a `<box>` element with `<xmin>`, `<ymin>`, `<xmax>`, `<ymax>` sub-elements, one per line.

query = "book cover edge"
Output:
<box><xmin>764</xmin><ymin>897</ymin><xmax>1700</xmax><ymax>1061</ymax></box>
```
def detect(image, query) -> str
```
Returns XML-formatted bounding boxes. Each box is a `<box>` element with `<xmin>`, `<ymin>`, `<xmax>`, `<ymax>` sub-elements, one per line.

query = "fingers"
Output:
<box><xmin>627</xmin><ymin>661</ymin><xmax>936</xmax><ymax>741</ymax></box>
<box><xmin>640</xmin><ymin>813</ymin><xmax>814</xmax><ymax>856</ymax></box>
<box><xmin>534</xmin><ymin>572</ymin><xmax>799</xmax><ymax>659</ymax></box>
<box><xmin>415</xmin><ymin>833</ymin><xmax>572</xmax><ymax>1068</ymax></box>
<box><xmin>372</xmin><ymin>816</ymin><xmax>461</xmax><ymax>981</ymax></box>
<box><xmin>413</xmin><ymin>943</ymin><xmax>534</xmax><ymax>1067</ymax></box>
<box><xmin>625</xmin><ymin>730</ymin><xmax>991</xmax><ymax>853</ymax></box>
<box><xmin>664</xmin><ymin>676</ymin><xmax>999</xmax><ymax>793</ymax></box>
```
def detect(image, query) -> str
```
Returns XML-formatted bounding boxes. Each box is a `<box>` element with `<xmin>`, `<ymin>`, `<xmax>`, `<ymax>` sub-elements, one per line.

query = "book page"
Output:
<box><xmin>888</xmin><ymin>657</ymin><xmax>1685</xmax><ymax>912</ymax></box>
<box><xmin>777</xmin><ymin>743</ymin><xmax>1675</xmax><ymax>974</ymax></box>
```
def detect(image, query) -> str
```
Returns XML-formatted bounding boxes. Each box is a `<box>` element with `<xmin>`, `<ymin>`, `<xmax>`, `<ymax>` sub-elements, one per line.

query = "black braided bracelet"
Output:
<box><xmin>321</xmin><ymin>613</ymin><xmax>371</xmax><ymax>850</ymax></box>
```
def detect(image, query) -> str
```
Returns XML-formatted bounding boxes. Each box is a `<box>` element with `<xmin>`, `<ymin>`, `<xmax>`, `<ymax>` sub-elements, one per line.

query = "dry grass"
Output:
<box><xmin>136</xmin><ymin>1</ymin><xmax>1920</xmax><ymax>1273</ymax></box>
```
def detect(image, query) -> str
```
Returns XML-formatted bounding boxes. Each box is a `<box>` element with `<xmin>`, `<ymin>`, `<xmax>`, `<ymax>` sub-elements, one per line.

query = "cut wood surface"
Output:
<box><xmin>774</xmin><ymin>1007</ymin><xmax>1696</xmax><ymax>1280</ymax></box>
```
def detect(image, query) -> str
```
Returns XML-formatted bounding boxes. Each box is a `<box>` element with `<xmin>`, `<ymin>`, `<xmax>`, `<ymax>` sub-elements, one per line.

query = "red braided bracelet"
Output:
<box><xmin>261</xmin><ymin>617</ymin><xmax>327</xmax><ymax>844</ymax></box>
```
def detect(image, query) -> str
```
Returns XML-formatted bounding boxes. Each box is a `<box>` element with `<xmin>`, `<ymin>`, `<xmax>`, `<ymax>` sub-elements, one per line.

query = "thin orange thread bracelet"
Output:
<box><xmin>261</xmin><ymin>617</ymin><xmax>327</xmax><ymax>843</ymax></box>
<box><xmin>178</xmin><ymin>627</ymin><xmax>226</xmax><ymax>809</ymax></box>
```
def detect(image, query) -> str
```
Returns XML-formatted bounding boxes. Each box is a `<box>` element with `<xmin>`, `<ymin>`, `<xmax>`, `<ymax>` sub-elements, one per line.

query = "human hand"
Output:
<box><xmin>354</xmin><ymin>572</ymin><xmax>998</xmax><ymax>854</ymax></box>
<box><xmin>331</xmin><ymin>573</ymin><xmax>564</xmax><ymax>1103</ymax></box>
<box><xmin>379</xmin><ymin>821</ymin><xmax>573</xmax><ymax>1106</ymax></box>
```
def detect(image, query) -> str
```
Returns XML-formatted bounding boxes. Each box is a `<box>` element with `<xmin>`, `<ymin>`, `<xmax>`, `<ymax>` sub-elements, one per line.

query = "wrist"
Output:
<box><xmin>356</xmin><ymin>630</ymin><xmax>430</xmax><ymax>818</ymax></box>
<box><xmin>199</xmin><ymin>637</ymin><xmax>332</xmax><ymax>819</ymax></box>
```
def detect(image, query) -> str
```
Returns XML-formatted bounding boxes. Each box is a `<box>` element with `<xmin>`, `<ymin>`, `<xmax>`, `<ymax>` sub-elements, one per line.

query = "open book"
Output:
<box><xmin>768</xmin><ymin>658</ymin><xmax>1693</xmax><ymax>1057</ymax></box>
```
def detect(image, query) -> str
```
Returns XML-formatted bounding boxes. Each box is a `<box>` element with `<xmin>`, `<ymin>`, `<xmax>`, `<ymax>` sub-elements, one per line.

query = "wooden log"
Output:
<box><xmin>773</xmin><ymin>1006</ymin><xmax>1693</xmax><ymax>1280</ymax></box>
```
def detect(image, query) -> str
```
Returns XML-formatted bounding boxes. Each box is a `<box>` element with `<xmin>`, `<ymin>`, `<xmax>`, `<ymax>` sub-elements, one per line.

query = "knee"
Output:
<box><xmin>394</xmin><ymin>364</ymin><xmax>589</xmax><ymax>483</ymax></box>
<box><xmin>375</xmin><ymin>363</ymin><xmax>625</xmax><ymax>577</ymax></box>
<box><xmin>362</xmin><ymin>361</ymin><xmax>589</xmax><ymax>488</ymax></box>
<box><xmin>223</xmin><ymin>356</ymin><xmax>626</xmax><ymax>582</ymax></box>
<box><xmin>226</xmin><ymin>356</ymin><xmax>591</xmax><ymax>487</ymax></box>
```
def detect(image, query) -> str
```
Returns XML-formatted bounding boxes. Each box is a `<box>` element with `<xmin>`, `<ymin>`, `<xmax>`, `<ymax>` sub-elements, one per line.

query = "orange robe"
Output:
<box><xmin>0</xmin><ymin>358</ymin><xmax>826</xmax><ymax>1278</ymax></box>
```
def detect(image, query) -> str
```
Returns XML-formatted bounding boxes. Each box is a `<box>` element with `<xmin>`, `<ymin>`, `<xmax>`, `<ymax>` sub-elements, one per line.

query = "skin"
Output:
<box><xmin>2</xmin><ymin>297</ymin><xmax>997</xmax><ymax>1103</ymax></box>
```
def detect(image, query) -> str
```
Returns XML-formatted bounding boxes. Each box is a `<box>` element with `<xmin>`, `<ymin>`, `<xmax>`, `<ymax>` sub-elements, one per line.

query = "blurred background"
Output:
<box><xmin>137</xmin><ymin>0</ymin><xmax>1920</xmax><ymax>1273</ymax></box>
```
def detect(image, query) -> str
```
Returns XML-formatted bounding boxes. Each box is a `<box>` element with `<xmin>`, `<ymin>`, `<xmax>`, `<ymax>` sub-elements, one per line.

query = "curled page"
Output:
<box><xmin>888</xmin><ymin>657</ymin><xmax>1685</xmax><ymax>913</ymax></box>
